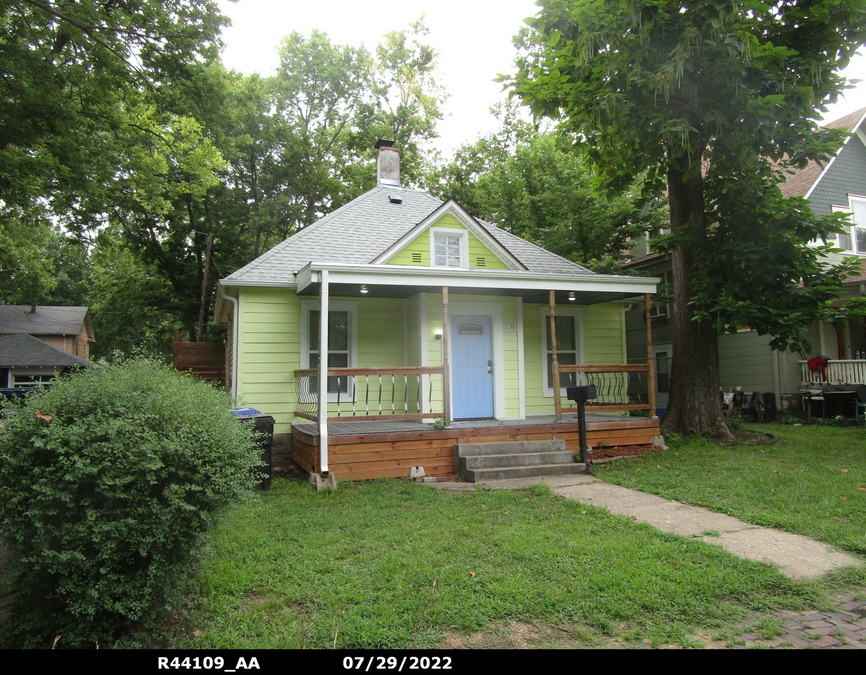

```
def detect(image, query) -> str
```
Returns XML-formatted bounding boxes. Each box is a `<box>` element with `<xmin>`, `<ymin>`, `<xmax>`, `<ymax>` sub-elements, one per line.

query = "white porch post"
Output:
<box><xmin>318</xmin><ymin>269</ymin><xmax>330</xmax><ymax>475</ymax></box>
<box><xmin>442</xmin><ymin>287</ymin><xmax>451</xmax><ymax>425</ymax></box>
<box><xmin>550</xmin><ymin>290</ymin><xmax>562</xmax><ymax>422</ymax></box>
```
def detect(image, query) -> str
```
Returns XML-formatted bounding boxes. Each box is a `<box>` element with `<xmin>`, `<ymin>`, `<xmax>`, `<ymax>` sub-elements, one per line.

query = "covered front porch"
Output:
<box><xmin>293</xmin><ymin>262</ymin><xmax>661</xmax><ymax>481</ymax></box>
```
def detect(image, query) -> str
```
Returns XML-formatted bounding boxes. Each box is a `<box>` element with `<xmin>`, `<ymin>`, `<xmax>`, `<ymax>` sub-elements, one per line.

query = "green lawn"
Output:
<box><xmin>598</xmin><ymin>425</ymin><xmax>866</xmax><ymax>557</ymax></box>
<box><xmin>146</xmin><ymin>474</ymin><xmax>860</xmax><ymax>649</ymax></box>
<box><xmin>141</xmin><ymin>424</ymin><xmax>866</xmax><ymax>649</ymax></box>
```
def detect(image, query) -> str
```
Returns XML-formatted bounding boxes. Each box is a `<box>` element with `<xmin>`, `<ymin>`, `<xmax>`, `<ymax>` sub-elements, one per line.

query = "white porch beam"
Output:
<box><xmin>294</xmin><ymin>263</ymin><xmax>659</xmax><ymax>296</ymax></box>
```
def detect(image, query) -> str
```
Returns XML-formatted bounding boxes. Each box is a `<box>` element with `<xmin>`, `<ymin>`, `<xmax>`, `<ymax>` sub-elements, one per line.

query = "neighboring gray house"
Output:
<box><xmin>0</xmin><ymin>333</ymin><xmax>91</xmax><ymax>389</ymax></box>
<box><xmin>0</xmin><ymin>305</ymin><xmax>94</xmax><ymax>388</ymax></box>
<box><xmin>623</xmin><ymin>107</ymin><xmax>866</xmax><ymax>411</ymax></box>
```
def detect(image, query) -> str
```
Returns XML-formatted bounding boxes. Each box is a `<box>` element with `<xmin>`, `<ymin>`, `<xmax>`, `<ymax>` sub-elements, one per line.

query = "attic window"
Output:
<box><xmin>389</xmin><ymin>195</ymin><xmax>402</xmax><ymax>204</ymax></box>
<box><xmin>430</xmin><ymin>228</ymin><xmax>468</xmax><ymax>268</ymax></box>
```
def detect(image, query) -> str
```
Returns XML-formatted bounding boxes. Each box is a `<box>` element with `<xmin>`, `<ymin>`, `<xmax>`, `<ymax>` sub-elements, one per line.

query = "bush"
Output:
<box><xmin>0</xmin><ymin>359</ymin><xmax>261</xmax><ymax>647</ymax></box>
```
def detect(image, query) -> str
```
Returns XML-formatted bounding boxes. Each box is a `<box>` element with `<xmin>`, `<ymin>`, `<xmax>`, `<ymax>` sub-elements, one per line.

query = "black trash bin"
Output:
<box><xmin>231</xmin><ymin>408</ymin><xmax>274</xmax><ymax>490</ymax></box>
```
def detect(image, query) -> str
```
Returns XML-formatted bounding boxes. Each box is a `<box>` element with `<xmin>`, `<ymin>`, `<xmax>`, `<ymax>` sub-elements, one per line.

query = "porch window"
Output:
<box><xmin>540</xmin><ymin>307</ymin><xmax>584</xmax><ymax>396</ymax></box>
<box><xmin>301</xmin><ymin>301</ymin><xmax>357</xmax><ymax>399</ymax></box>
<box><xmin>430</xmin><ymin>228</ymin><xmax>468</xmax><ymax>268</ymax></box>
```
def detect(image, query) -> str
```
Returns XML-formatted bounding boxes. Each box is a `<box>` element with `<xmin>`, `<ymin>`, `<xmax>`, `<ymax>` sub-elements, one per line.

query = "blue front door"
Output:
<box><xmin>451</xmin><ymin>315</ymin><xmax>494</xmax><ymax>420</ymax></box>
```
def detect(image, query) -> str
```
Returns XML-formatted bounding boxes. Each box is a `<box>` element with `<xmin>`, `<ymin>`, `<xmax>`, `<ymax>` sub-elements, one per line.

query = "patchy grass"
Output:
<box><xmin>150</xmin><ymin>477</ymin><xmax>826</xmax><ymax>649</ymax></box>
<box><xmin>596</xmin><ymin>425</ymin><xmax>866</xmax><ymax>557</ymax></box>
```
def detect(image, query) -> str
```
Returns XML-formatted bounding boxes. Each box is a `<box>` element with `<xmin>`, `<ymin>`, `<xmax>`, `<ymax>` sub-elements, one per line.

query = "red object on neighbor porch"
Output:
<box><xmin>807</xmin><ymin>356</ymin><xmax>830</xmax><ymax>380</ymax></box>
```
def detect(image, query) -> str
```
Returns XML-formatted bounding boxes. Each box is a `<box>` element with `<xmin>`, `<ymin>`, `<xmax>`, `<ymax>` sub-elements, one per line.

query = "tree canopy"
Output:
<box><xmin>509</xmin><ymin>0</ymin><xmax>866</xmax><ymax>436</ymax></box>
<box><xmin>428</xmin><ymin>104</ymin><xmax>666</xmax><ymax>270</ymax></box>
<box><xmin>0</xmin><ymin>9</ymin><xmax>448</xmax><ymax>353</ymax></box>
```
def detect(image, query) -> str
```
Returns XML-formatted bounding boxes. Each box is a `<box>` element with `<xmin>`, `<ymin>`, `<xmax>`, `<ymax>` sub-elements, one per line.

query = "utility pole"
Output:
<box><xmin>197</xmin><ymin>231</ymin><xmax>214</xmax><ymax>342</ymax></box>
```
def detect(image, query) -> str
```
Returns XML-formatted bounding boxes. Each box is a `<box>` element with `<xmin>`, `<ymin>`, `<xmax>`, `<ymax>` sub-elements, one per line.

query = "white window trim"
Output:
<box><xmin>539</xmin><ymin>306</ymin><xmax>584</xmax><ymax>398</ymax></box>
<box><xmin>828</xmin><ymin>195</ymin><xmax>866</xmax><ymax>255</ymax></box>
<box><xmin>10</xmin><ymin>368</ymin><xmax>57</xmax><ymax>389</ymax></box>
<box><xmin>299</xmin><ymin>299</ymin><xmax>358</xmax><ymax>402</ymax></box>
<box><xmin>429</xmin><ymin>227</ymin><xmax>469</xmax><ymax>269</ymax></box>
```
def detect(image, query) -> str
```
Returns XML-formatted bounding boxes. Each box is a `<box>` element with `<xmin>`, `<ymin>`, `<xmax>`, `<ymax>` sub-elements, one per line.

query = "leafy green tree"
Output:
<box><xmin>0</xmin><ymin>0</ymin><xmax>227</xmax><ymax>214</ymax></box>
<box><xmin>510</xmin><ymin>0</ymin><xmax>866</xmax><ymax>437</ymax></box>
<box><xmin>88</xmin><ymin>231</ymin><xmax>183</xmax><ymax>359</ymax></box>
<box><xmin>0</xmin><ymin>207</ymin><xmax>56</xmax><ymax>304</ymax></box>
<box><xmin>363</xmin><ymin>17</ymin><xmax>449</xmax><ymax>186</ymax></box>
<box><xmin>429</xmin><ymin>107</ymin><xmax>664</xmax><ymax>269</ymax></box>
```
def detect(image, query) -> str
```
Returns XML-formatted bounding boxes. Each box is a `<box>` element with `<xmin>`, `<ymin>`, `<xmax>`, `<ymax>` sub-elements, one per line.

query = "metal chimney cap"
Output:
<box><xmin>375</xmin><ymin>139</ymin><xmax>395</xmax><ymax>150</ymax></box>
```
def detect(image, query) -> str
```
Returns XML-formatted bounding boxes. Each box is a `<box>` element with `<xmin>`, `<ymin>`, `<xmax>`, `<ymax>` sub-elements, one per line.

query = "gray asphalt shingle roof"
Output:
<box><xmin>0</xmin><ymin>333</ymin><xmax>91</xmax><ymax>368</ymax></box>
<box><xmin>223</xmin><ymin>186</ymin><xmax>593</xmax><ymax>285</ymax></box>
<box><xmin>0</xmin><ymin>305</ymin><xmax>90</xmax><ymax>337</ymax></box>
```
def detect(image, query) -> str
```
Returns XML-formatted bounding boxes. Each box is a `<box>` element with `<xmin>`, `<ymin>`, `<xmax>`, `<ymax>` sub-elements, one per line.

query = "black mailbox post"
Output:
<box><xmin>566</xmin><ymin>384</ymin><xmax>597</xmax><ymax>464</ymax></box>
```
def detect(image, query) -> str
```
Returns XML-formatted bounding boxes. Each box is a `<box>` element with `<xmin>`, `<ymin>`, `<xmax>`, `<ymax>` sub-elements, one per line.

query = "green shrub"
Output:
<box><xmin>0</xmin><ymin>359</ymin><xmax>261</xmax><ymax>647</ymax></box>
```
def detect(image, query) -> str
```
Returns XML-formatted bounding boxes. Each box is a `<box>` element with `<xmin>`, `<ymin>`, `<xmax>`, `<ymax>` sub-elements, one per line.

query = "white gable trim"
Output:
<box><xmin>371</xmin><ymin>200</ymin><xmax>527</xmax><ymax>271</ymax></box>
<box><xmin>804</xmin><ymin>109</ymin><xmax>866</xmax><ymax>200</ymax></box>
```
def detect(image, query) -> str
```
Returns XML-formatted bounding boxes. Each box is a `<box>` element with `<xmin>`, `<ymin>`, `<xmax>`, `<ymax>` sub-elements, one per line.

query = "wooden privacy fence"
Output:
<box><xmin>172</xmin><ymin>336</ymin><xmax>226</xmax><ymax>387</ymax></box>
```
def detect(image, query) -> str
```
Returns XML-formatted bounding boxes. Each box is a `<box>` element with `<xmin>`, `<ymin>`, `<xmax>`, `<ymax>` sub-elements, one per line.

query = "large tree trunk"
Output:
<box><xmin>662</xmin><ymin>151</ymin><xmax>732</xmax><ymax>440</ymax></box>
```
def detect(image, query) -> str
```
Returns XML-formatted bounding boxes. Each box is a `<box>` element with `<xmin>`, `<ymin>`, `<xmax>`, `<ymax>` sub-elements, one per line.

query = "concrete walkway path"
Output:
<box><xmin>432</xmin><ymin>473</ymin><xmax>861</xmax><ymax>579</ymax></box>
<box><xmin>431</xmin><ymin>473</ymin><xmax>866</xmax><ymax>647</ymax></box>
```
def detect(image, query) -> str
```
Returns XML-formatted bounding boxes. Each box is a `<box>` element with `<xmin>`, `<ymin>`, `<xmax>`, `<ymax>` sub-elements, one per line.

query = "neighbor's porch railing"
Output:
<box><xmin>557</xmin><ymin>364</ymin><xmax>653</xmax><ymax>414</ymax></box>
<box><xmin>294</xmin><ymin>366</ymin><xmax>445</xmax><ymax>422</ymax></box>
<box><xmin>799</xmin><ymin>359</ymin><xmax>866</xmax><ymax>386</ymax></box>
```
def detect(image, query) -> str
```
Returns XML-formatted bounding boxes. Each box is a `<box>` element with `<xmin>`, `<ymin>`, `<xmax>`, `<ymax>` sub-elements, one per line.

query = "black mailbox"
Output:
<box><xmin>566</xmin><ymin>385</ymin><xmax>597</xmax><ymax>465</ymax></box>
<box><xmin>566</xmin><ymin>385</ymin><xmax>597</xmax><ymax>402</ymax></box>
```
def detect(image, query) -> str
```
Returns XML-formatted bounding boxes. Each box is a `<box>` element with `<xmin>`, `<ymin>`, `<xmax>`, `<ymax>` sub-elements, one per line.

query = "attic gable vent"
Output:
<box><xmin>411</xmin><ymin>252</ymin><xmax>423</xmax><ymax>264</ymax></box>
<box><xmin>389</xmin><ymin>195</ymin><xmax>402</xmax><ymax>204</ymax></box>
<box><xmin>476</xmin><ymin>257</ymin><xmax>487</xmax><ymax>267</ymax></box>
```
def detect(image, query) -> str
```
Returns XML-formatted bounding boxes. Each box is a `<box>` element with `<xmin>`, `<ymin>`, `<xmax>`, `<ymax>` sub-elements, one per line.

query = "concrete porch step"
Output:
<box><xmin>455</xmin><ymin>440</ymin><xmax>567</xmax><ymax>457</ymax></box>
<box><xmin>467</xmin><ymin>462</ymin><xmax>588</xmax><ymax>483</ymax></box>
<box><xmin>460</xmin><ymin>450</ymin><xmax>577</xmax><ymax>470</ymax></box>
<box><xmin>454</xmin><ymin>440</ymin><xmax>587</xmax><ymax>483</ymax></box>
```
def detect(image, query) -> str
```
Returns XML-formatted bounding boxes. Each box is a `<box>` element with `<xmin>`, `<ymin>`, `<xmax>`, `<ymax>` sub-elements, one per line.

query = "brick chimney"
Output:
<box><xmin>375</xmin><ymin>139</ymin><xmax>400</xmax><ymax>188</ymax></box>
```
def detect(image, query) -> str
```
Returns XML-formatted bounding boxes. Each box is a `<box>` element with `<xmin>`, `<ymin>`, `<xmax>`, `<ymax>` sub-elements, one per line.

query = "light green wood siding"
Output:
<box><xmin>386</xmin><ymin>214</ymin><xmax>510</xmax><ymax>269</ymax></box>
<box><xmin>238</xmin><ymin>289</ymin><xmax>407</xmax><ymax>433</ymax></box>
<box><xmin>584</xmin><ymin>304</ymin><xmax>627</xmax><ymax>363</ymax></box>
<box><xmin>523</xmin><ymin>302</ymin><xmax>627</xmax><ymax>416</ymax></box>
<box><xmin>237</xmin><ymin>287</ymin><xmax>301</xmax><ymax>434</ymax></box>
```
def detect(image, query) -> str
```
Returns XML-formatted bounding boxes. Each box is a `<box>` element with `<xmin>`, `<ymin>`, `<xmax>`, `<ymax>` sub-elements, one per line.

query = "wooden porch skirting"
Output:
<box><xmin>291</xmin><ymin>415</ymin><xmax>661</xmax><ymax>481</ymax></box>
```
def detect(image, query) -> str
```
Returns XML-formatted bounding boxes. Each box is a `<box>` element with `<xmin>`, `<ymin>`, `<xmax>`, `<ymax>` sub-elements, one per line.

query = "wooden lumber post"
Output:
<box><xmin>550</xmin><ymin>290</ymin><xmax>562</xmax><ymax>422</ymax></box>
<box><xmin>646</xmin><ymin>293</ymin><xmax>657</xmax><ymax>418</ymax></box>
<box><xmin>442</xmin><ymin>287</ymin><xmax>451</xmax><ymax>426</ymax></box>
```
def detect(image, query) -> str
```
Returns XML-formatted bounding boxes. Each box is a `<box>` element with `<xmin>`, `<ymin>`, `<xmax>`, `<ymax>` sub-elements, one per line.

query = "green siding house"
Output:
<box><xmin>216</xmin><ymin>143</ymin><xmax>660</xmax><ymax>480</ymax></box>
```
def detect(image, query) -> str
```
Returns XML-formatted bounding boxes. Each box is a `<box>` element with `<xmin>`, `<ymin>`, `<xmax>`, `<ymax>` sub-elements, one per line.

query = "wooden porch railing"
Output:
<box><xmin>799</xmin><ymin>359</ymin><xmax>866</xmax><ymax>386</ymax></box>
<box><xmin>557</xmin><ymin>364</ymin><xmax>654</xmax><ymax>414</ymax></box>
<box><xmin>294</xmin><ymin>366</ymin><xmax>445</xmax><ymax>422</ymax></box>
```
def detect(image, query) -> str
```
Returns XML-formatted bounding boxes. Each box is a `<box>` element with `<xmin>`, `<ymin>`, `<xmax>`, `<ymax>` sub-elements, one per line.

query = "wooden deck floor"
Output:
<box><xmin>292</xmin><ymin>414</ymin><xmax>661</xmax><ymax>481</ymax></box>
